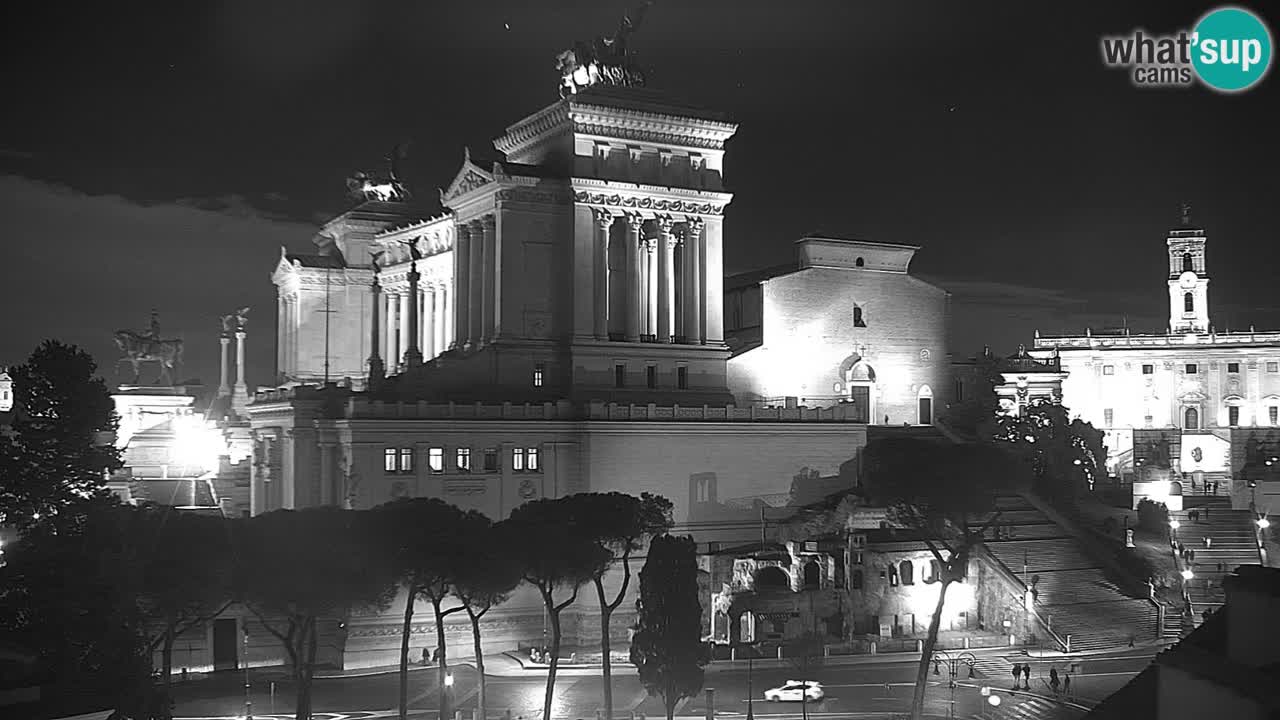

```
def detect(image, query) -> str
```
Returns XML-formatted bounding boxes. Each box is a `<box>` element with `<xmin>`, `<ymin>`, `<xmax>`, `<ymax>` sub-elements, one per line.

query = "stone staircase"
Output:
<box><xmin>1173</xmin><ymin>496</ymin><xmax>1261</xmax><ymax>623</ymax></box>
<box><xmin>983</xmin><ymin>496</ymin><xmax>1159</xmax><ymax>652</ymax></box>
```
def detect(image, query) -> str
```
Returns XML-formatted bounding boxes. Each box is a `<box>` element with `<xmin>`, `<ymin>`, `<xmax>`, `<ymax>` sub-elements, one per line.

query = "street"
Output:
<box><xmin>168</xmin><ymin>647</ymin><xmax>1158</xmax><ymax>720</ymax></box>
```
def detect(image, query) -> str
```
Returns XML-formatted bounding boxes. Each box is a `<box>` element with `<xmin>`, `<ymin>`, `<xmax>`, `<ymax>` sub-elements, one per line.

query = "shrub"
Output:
<box><xmin>1136</xmin><ymin>499</ymin><xmax>1169</xmax><ymax>534</ymax></box>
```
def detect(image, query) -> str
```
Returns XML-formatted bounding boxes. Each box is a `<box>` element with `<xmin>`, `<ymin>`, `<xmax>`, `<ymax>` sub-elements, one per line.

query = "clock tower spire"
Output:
<box><xmin>1167</xmin><ymin>203</ymin><xmax>1209</xmax><ymax>334</ymax></box>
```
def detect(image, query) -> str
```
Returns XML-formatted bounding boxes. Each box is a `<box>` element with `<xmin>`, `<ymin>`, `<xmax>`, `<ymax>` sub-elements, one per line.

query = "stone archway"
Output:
<box><xmin>803</xmin><ymin>560</ymin><xmax>821</xmax><ymax>589</ymax></box>
<box><xmin>838</xmin><ymin>353</ymin><xmax>876</xmax><ymax>423</ymax></box>
<box><xmin>754</xmin><ymin>566</ymin><xmax>789</xmax><ymax>590</ymax></box>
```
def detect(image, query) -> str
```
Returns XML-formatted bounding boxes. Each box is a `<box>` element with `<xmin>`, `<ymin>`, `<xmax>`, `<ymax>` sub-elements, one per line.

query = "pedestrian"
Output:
<box><xmin>1049</xmin><ymin>668</ymin><xmax>1060</xmax><ymax>695</ymax></box>
<box><xmin>1204</xmin><ymin>505</ymin><xmax>1210</xmax><ymax>519</ymax></box>
<box><xmin>1189</xmin><ymin>549</ymin><xmax>1196</xmax><ymax>563</ymax></box>
<box><xmin>1063</xmin><ymin>672</ymin><xmax>1072</xmax><ymax>697</ymax></box>
<box><xmin>1022</xmin><ymin>663</ymin><xmax>1031</xmax><ymax>689</ymax></box>
<box><xmin>1205</xmin><ymin>536</ymin><xmax>1212</xmax><ymax>548</ymax></box>
<box><xmin>1012</xmin><ymin>664</ymin><xmax>1021</xmax><ymax>688</ymax></box>
<box><xmin>1190</xmin><ymin>510</ymin><xmax>1200</xmax><ymax>523</ymax></box>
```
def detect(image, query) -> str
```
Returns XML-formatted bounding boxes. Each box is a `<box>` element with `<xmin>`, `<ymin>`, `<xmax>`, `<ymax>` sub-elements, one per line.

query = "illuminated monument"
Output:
<box><xmin>242</xmin><ymin>6</ymin><xmax>955</xmax><ymax>669</ymax></box>
<box><xmin>1033</xmin><ymin>206</ymin><xmax>1280</xmax><ymax>512</ymax></box>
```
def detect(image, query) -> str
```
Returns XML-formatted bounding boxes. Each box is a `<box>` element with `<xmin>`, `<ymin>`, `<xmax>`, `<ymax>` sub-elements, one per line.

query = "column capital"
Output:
<box><xmin>593</xmin><ymin>207</ymin><xmax>616</xmax><ymax>230</ymax></box>
<box><xmin>235</xmin><ymin>330</ymin><xmax>247</xmax><ymax>340</ymax></box>
<box><xmin>685</xmin><ymin>216</ymin><xmax>705</xmax><ymax>234</ymax></box>
<box><xmin>480</xmin><ymin>214</ymin><xmax>496</xmax><ymax>230</ymax></box>
<box><xmin>656</xmin><ymin>215</ymin><xmax>676</xmax><ymax>235</ymax></box>
<box><xmin>625</xmin><ymin>212</ymin><xmax>645</xmax><ymax>231</ymax></box>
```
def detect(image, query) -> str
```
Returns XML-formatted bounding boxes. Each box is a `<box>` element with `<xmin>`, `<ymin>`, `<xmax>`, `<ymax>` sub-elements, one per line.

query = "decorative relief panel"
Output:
<box><xmin>444</xmin><ymin>479</ymin><xmax>486</xmax><ymax>496</ymax></box>
<box><xmin>573</xmin><ymin>191</ymin><xmax>724</xmax><ymax>216</ymax></box>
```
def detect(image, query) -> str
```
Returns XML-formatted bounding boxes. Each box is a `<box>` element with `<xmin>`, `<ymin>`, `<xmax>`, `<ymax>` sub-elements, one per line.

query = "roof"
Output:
<box><xmin>568</xmin><ymin>85</ymin><xmax>734</xmax><ymax>124</ymax></box>
<box><xmin>799</xmin><ymin>233</ymin><xmax>921</xmax><ymax>251</ymax></box>
<box><xmin>725</xmin><ymin>263</ymin><xmax>800</xmax><ymax>290</ymax></box>
<box><xmin>286</xmin><ymin>253</ymin><xmax>345</xmax><ymax>269</ymax></box>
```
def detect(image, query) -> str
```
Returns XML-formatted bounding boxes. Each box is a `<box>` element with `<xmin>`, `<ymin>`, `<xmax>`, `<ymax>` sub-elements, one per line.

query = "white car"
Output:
<box><xmin>764</xmin><ymin>681</ymin><xmax>824</xmax><ymax>702</ymax></box>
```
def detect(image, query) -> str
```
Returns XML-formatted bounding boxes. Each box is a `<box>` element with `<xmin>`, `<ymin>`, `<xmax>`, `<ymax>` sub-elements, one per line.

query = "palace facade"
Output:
<box><xmin>1031</xmin><ymin>219</ymin><xmax>1280</xmax><ymax>512</ymax></box>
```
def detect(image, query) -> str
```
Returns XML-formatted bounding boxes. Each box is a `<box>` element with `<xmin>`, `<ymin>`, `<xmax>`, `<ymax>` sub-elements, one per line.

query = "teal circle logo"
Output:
<box><xmin>1192</xmin><ymin>6</ymin><xmax>1273</xmax><ymax>92</ymax></box>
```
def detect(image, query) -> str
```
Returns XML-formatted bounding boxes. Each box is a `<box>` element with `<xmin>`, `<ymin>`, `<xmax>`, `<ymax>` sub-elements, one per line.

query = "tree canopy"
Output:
<box><xmin>994</xmin><ymin>399</ymin><xmax>1107</xmax><ymax>501</ymax></box>
<box><xmin>630</xmin><ymin>534</ymin><xmax>705</xmax><ymax>720</ymax></box>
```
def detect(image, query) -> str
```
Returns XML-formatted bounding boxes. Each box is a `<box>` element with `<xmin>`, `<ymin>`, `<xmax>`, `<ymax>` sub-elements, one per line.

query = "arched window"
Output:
<box><xmin>803</xmin><ymin>560</ymin><xmax>821</xmax><ymax>589</ymax></box>
<box><xmin>926</xmin><ymin>559</ymin><xmax>941</xmax><ymax>583</ymax></box>
<box><xmin>1184</xmin><ymin>407</ymin><xmax>1200</xmax><ymax>430</ymax></box>
<box><xmin>754</xmin><ymin>566</ymin><xmax>789</xmax><ymax>589</ymax></box>
<box><xmin>899</xmin><ymin>560</ymin><xmax>914</xmax><ymax>585</ymax></box>
<box><xmin>855</xmin><ymin>257</ymin><xmax>865</xmax><ymax>267</ymax></box>
<box><xmin>853</xmin><ymin>306</ymin><xmax>867</xmax><ymax>328</ymax></box>
<box><xmin>1184</xmin><ymin>292</ymin><xmax>1194</xmax><ymax>313</ymax></box>
<box><xmin>1183</xmin><ymin>252</ymin><xmax>1193</xmax><ymax>272</ymax></box>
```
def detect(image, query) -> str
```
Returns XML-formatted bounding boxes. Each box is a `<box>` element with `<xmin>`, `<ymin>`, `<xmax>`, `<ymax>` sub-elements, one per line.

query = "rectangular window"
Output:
<box><xmin>1271</xmin><ymin>406</ymin><xmax>1278</xmax><ymax>425</ymax></box>
<box><xmin>513</xmin><ymin>447</ymin><xmax>525</xmax><ymax>472</ymax></box>
<box><xmin>1104</xmin><ymin>408</ymin><xmax>1114</xmax><ymax>427</ymax></box>
<box><xmin>678</xmin><ymin>366</ymin><xmax>689</xmax><ymax>390</ymax></box>
<box><xmin>384</xmin><ymin>448</ymin><xmax>397</xmax><ymax>473</ymax></box>
<box><xmin>484</xmin><ymin>448</ymin><xmax>498</xmax><ymax>473</ymax></box>
<box><xmin>1186</xmin><ymin>363</ymin><xmax>1198</xmax><ymax>374</ymax></box>
<box><xmin>1269</xmin><ymin>362</ymin><xmax>1279</xmax><ymax>373</ymax></box>
<box><xmin>1142</xmin><ymin>364</ymin><xmax>1154</xmax><ymax>375</ymax></box>
<box><xmin>398</xmin><ymin>448</ymin><xmax>414</xmax><ymax>473</ymax></box>
<box><xmin>615</xmin><ymin>363</ymin><xmax>626</xmax><ymax>388</ymax></box>
<box><xmin>646</xmin><ymin>365</ymin><xmax>656</xmax><ymax>389</ymax></box>
<box><xmin>1229</xmin><ymin>406</ymin><xmax>1240</xmax><ymax>427</ymax></box>
<box><xmin>1103</xmin><ymin>365</ymin><xmax>1114</xmax><ymax>375</ymax></box>
<box><xmin>428</xmin><ymin>447</ymin><xmax>444</xmax><ymax>473</ymax></box>
<box><xmin>533</xmin><ymin>363</ymin><xmax>545</xmax><ymax>387</ymax></box>
<box><xmin>527</xmin><ymin>447</ymin><xmax>540</xmax><ymax>472</ymax></box>
<box><xmin>1228</xmin><ymin>362</ymin><xmax>1241</xmax><ymax>374</ymax></box>
<box><xmin>456</xmin><ymin>448</ymin><xmax>471</xmax><ymax>473</ymax></box>
<box><xmin>954</xmin><ymin>378</ymin><xmax>964</xmax><ymax>402</ymax></box>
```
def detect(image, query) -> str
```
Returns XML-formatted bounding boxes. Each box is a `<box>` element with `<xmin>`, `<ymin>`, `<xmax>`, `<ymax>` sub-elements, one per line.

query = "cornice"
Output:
<box><xmin>494</xmin><ymin>103</ymin><xmax>572</xmax><ymax>156</ymax></box>
<box><xmin>570</xmin><ymin>179</ymin><xmax>731</xmax><ymax>217</ymax></box>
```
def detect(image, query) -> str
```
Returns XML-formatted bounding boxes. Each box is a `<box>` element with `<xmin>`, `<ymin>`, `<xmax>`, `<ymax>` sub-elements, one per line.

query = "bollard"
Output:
<box><xmin>777</xmin><ymin>646</ymin><xmax>784</xmax><ymax>659</ymax></box>
<box><xmin>963</xmin><ymin>636</ymin><xmax>970</xmax><ymax>650</ymax></box>
<box><xmin>1008</xmin><ymin>634</ymin><xmax>1015</xmax><ymax>646</ymax></box>
<box><xmin>730</xmin><ymin>646</ymin><xmax>736</xmax><ymax>661</ymax></box>
<box><xmin>705</xmin><ymin>688</ymin><xmax>715</xmax><ymax>720</ymax></box>
<box><xmin>870</xmin><ymin>641</ymin><xmax>877</xmax><ymax>655</ymax></box>
<box><xmin>824</xmin><ymin>645</ymin><xmax>831</xmax><ymax>658</ymax></box>
<box><xmin>1065</xmin><ymin>634</ymin><xmax>1072</xmax><ymax>653</ymax></box>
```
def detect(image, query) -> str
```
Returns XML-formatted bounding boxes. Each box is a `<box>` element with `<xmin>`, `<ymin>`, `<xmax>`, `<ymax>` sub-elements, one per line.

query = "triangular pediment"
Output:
<box><xmin>271</xmin><ymin>247</ymin><xmax>298</xmax><ymax>283</ymax></box>
<box><xmin>440</xmin><ymin>148</ymin><xmax>496</xmax><ymax>205</ymax></box>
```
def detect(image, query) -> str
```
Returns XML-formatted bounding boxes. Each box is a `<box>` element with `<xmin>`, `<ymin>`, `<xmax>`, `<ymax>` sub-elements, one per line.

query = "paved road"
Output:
<box><xmin>171</xmin><ymin>648</ymin><xmax>1157</xmax><ymax>720</ymax></box>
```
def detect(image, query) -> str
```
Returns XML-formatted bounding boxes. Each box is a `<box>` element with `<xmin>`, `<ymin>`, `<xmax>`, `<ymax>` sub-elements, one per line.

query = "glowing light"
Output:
<box><xmin>1181</xmin><ymin>569</ymin><xmax>1194</xmax><ymax>581</ymax></box>
<box><xmin>445</xmin><ymin>673</ymin><xmax>454</xmax><ymax>687</ymax></box>
<box><xmin>1258</xmin><ymin>518</ymin><xmax>1271</xmax><ymax>530</ymax></box>
<box><xmin>1169</xmin><ymin>519</ymin><xmax>1180</xmax><ymax>530</ymax></box>
<box><xmin>988</xmin><ymin>694</ymin><xmax>1002</xmax><ymax>707</ymax></box>
<box><xmin>172</xmin><ymin>415</ymin><xmax>227</xmax><ymax>474</ymax></box>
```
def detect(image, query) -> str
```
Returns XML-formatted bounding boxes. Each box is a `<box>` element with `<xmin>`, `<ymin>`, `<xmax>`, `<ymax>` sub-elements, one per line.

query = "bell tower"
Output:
<box><xmin>1167</xmin><ymin>203</ymin><xmax>1210</xmax><ymax>334</ymax></box>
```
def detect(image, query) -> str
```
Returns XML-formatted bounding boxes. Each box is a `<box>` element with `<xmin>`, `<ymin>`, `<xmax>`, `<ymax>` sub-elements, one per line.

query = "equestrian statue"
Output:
<box><xmin>113</xmin><ymin>311</ymin><xmax>184</xmax><ymax>386</ymax></box>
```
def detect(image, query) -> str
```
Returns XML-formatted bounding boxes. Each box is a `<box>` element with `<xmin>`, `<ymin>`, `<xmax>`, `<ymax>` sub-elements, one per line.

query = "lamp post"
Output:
<box><xmin>1169</xmin><ymin>518</ymin><xmax>1180</xmax><ymax>541</ymax></box>
<box><xmin>243</xmin><ymin>627</ymin><xmax>252</xmax><ymax>720</ymax></box>
<box><xmin>746</xmin><ymin>656</ymin><xmax>755</xmax><ymax>720</ymax></box>
<box><xmin>1257</xmin><ymin>515</ymin><xmax>1270</xmax><ymax>549</ymax></box>
<box><xmin>444</xmin><ymin>671</ymin><xmax>454</xmax><ymax>720</ymax></box>
<box><xmin>933</xmin><ymin>650</ymin><xmax>976</xmax><ymax>718</ymax></box>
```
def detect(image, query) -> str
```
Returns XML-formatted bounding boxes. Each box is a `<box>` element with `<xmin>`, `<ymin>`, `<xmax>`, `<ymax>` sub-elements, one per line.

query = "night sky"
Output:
<box><xmin>2</xmin><ymin>1</ymin><xmax>1277</xmax><ymax>391</ymax></box>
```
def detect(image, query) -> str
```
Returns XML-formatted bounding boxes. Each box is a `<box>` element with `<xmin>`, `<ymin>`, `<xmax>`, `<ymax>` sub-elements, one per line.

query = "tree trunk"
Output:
<box><xmin>543</xmin><ymin>603</ymin><xmax>563</xmax><ymax>720</ymax></box>
<box><xmin>910</xmin><ymin>579</ymin><xmax>952</xmax><ymax>720</ymax></box>
<box><xmin>293</xmin><ymin>616</ymin><xmax>318</xmax><ymax>720</ymax></box>
<box><xmin>434</xmin><ymin>599</ymin><xmax>450</xmax><ymax>720</ymax></box>
<box><xmin>595</xmin><ymin>578</ymin><xmax>615</xmax><ymax>720</ymax></box>
<box><xmin>665</xmin><ymin>679</ymin><xmax>676</xmax><ymax>720</ymax></box>
<box><xmin>399</xmin><ymin>586</ymin><xmax>417</xmax><ymax>720</ymax></box>
<box><xmin>469</xmin><ymin>607</ymin><xmax>487</xmax><ymax>720</ymax></box>
<box><xmin>161</xmin><ymin>625</ymin><xmax>175</xmax><ymax>720</ymax></box>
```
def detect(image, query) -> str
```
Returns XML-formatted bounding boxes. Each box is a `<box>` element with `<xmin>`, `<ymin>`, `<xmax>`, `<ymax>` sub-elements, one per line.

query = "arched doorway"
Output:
<box><xmin>917</xmin><ymin>385</ymin><xmax>934</xmax><ymax>425</ymax></box>
<box><xmin>754</xmin><ymin>566</ymin><xmax>789</xmax><ymax>590</ymax></box>
<box><xmin>1184</xmin><ymin>406</ymin><xmax>1200</xmax><ymax>430</ymax></box>
<box><xmin>846</xmin><ymin>361</ymin><xmax>877</xmax><ymax>424</ymax></box>
<box><xmin>803</xmin><ymin>560</ymin><xmax>821</xmax><ymax>589</ymax></box>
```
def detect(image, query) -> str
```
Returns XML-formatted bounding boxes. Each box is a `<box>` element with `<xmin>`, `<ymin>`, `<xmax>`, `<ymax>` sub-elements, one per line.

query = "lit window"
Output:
<box><xmin>484</xmin><ymin>448</ymin><xmax>498</xmax><ymax>473</ymax></box>
<box><xmin>646</xmin><ymin>365</ymin><xmax>656</xmax><ymax>389</ymax></box>
<box><xmin>1270</xmin><ymin>406</ymin><xmax>1278</xmax><ymax>425</ymax></box>
<box><xmin>853</xmin><ymin>306</ymin><xmax>866</xmax><ymax>328</ymax></box>
<box><xmin>534</xmin><ymin>363</ymin><xmax>545</xmax><ymax>387</ymax></box>
<box><xmin>1103</xmin><ymin>365</ymin><xmax>1114</xmax><ymax>375</ymax></box>
<box><xmin>384</xmin><ymin>448</ymin><xmax>397</xmax><ymax>473</ymax></box>
<box><xmin>1186</xmin><ymin>364</ymin><xmax>1198</xmax><ymax>374</ymax></box>
<box><xmin>615</xmin><ymin>363</ymin><xmax>626</xmax><ymax>388</ymax></box>
<box><xmin>456</xmin><ymin>448</ymin><xmax>471</xmax><ymax>472</ymax></box>
<box><xmin>513</xmin><ymin>447</ymin><xmax>525</xmax><ymax>472</ymax></box>
<box><xmin>677</xmin><ymin>366</ymin><xmax>688</xmax><ymax>390</ymax></box>
<box><xmin>428</xmin><ymin>447</ymin><xmax>444</xmax><ymax>474</ymax></box>
<box><xmin>398</xmin><ymin>448</ymin><xmax>414</xmax><ymax>473</ymax></box>
<box><xmin>1142</xmin><ymin>364</ymin><xmax>1154</xmax><ymax>375</ymax></box>
<box><xmin>1228</xmin><ymin>362</ymin><xmax>1240</xmax><ymax>374</ymax></box>
<box><xmin>1104</xmin><ymin>409</ymin><xmax>1114</xmax><ymax>427</ymax></box>
<box><xmin>527</xmin><ymin>447</ymin><xmax>540</xmax><ymax>472</ymax></box>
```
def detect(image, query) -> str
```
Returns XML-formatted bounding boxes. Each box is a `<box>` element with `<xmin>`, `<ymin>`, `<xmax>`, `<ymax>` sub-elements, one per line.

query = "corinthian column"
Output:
<box><xmin>683</xmin><ymin>218</ymin><xmax>704</xmax><ymax>344</ymax></box>
<box><xmin>593</xmin><ymin>209</ymin><xmax>613</xmax><ymax>340</ymax></box>
<box><xmin>385</xmin><ymin>291</ymin><xmax>399</xmax><ymax>367</ymax></box>
<box><xmin>480</xmin><ymin>215</ymin><xmax>497</xmax><ymax>343</ymax></box>
<box><xmin>657</xmin><ymin>216</ymin><xmax>676</xmax><ymax>343</ymax></box>
<box><xmin>453</xmin><ymin>224</ymin><xmax>471</xmax><ymax>350</ymax></box>
<box><xmin>403</xmin><ymin>260</ymin><xmax>423</xmax><ymax>368</ymax></box>
<box><xmin>233</xmin><ymin>329</ymin><xmax>249</xmax><ymax>412</ymax></box>
<box><xmin>468</xmin><ymin>219</ymin><xmax>484</xmax><ymax>348</ymax></box>
<box><xmin>645</xmin><ymin>239</ymin><xmax>658</xmax><ymax>337</ymax></box>
<box><xmin>625</xmin><ymin>214</ymin><xmax>643</xmax><ymax>342</ymax></box>
<box><xmin>423</xmin><ymin>286</ymin><xmax>436</xmax><ymax>360</ymax></box>
<box><xmin>368</xmin><ymin>275</ymin><xmax>384</xmax><ymax>387</ymax></box>
<box><xmin>218</xmin><ymin>333</ymin><xmax>231</xmax><ymax>397</ymax></box>
<box><xmin>399</xmin><ymin>289</ymin><xmax>413</xmax><ymax>368</ymax></box>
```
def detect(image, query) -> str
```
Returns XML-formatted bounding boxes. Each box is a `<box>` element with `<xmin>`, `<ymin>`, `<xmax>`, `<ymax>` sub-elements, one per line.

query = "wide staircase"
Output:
<box><xmin>982</xmin><ymin>495</ymin><xmax>1159</xmax><ymax>652</ymax></box>
<box><xmin>1173</xmin><ymin>496</ymin><xmax>1261</xmax><ymax>624</ymax></box>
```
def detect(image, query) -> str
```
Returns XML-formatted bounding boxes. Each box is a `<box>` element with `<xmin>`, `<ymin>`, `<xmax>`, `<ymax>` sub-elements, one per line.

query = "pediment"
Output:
<box><xmin>1178</xmin><ymin>390</ymin><xmax>1207</xmax><ymax>402</ymax></box>
<box><xmin>440</xmin><ymin>148</ymin><xmax>496</xmax><ymax>205</ymax></box>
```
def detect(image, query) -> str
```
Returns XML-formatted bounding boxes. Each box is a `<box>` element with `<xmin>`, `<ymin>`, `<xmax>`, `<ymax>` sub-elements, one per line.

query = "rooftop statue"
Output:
<box><xmin>346</xmin><ymin>141</ymin><xmax>412</xmax><ymax>203</ymax></box>
<box><xmin>114</xmin><ymin>312</ymin><xmax>184</xmax><ymax>386</ymax></box>
<box><xmin>557</xmin><ymin>0</ymin><xmax>654</xmax><ymax>98</ymax></box>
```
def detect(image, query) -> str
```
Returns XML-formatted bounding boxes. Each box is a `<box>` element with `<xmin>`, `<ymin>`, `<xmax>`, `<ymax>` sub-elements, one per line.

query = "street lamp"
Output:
<box><xmin>1181</xmin><ymin>568</ymin><xmax>1194</xmax><ymax>581</ymax></box>
<box><xmin>1169</xmin><ymin>518</ymin><xmax>1180</xmax><ymax>541</ymax></box>
<box><xmin>932</xmin><ymin>650</ymin><xmax>976</xmax><ymax>718</ymax></box>
<box><xmin>243</xmin><ymin>627</ymin><xmax>252</xmax><ymax>720</ymax></box>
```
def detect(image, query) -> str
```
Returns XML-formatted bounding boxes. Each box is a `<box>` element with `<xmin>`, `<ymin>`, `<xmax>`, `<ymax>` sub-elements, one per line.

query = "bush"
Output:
<box><xmin>1136</xmin><ymin>499</ymin><xmax>1169</xmax><ymax>534</ymax></box>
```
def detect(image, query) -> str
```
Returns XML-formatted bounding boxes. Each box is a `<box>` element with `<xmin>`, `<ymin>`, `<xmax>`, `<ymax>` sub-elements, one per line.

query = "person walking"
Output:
<box><xmin>1022</xmin><ymin>663</ymin><xmax>1031</xmax><ymax>689</ymax></box>
<box><xmin>1049</xmin><ymin>668</ymin><xmax>1061</xmax><ymax>695</ymax></box>
<box><xmin>1190</xmin><ymin>509</ymin><xmax>1200</xmax><ymax>523</ymax></box>
<box><xmin>1063</xmin><ymin>672</ymin><xmax>1072</xmax><ymax>698</ymax></box>
<box><xmin>1205</xmin><ymin>536</ymin><xmax>1213</xmax><ymax>549</ymax></box>
<box><xmin>1204</xmin><ymin>505</ymin><xmax>1211</xmax><ymax>519</ymax></box>
<box><xmin>1012</xmin><ymin>664</ymin><xmax>1022</xmax><ymax>688</ymax></box>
